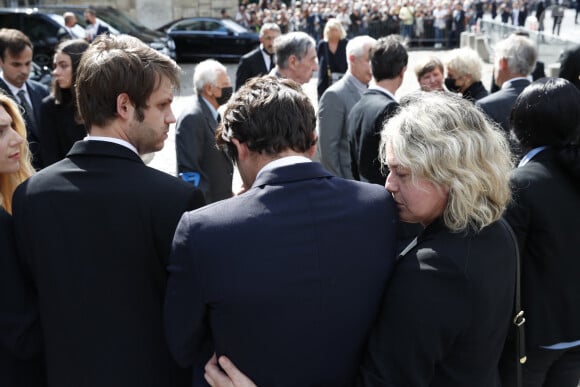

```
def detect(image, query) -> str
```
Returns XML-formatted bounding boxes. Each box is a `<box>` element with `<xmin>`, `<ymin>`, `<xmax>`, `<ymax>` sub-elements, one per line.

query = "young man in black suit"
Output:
<box><xmin>348</xmin><ymin>35</ymin><xmax>406</xmax><ymax>186</ymax></box>
<box><xmin>347</xmin><ymin>35</ymin><xmax>421</xmax><ymax>252</ymax></box>
<box><xmin>165</xmin><ymin>76</ymin><xmax>399</xmax><ymax>386</ymax></box>
<box><xmin>11</xmin><ymin>34</ymin><xmax>205</xmax><ymax>387</ymax></box>
<box><xmin>0</xmin><ymin>28</ymin><xmax>49</xmax><ymax>169</ymax></box>
<box><xmin>235</xmin><ymin>22</ymin><xmax>280</xmax><ymax>90</ymax></box>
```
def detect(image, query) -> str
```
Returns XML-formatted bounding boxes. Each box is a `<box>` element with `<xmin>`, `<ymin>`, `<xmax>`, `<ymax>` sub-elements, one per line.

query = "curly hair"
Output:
<box><xmin>216</xmin><ymin>76</ymin><xmax>316</xmax><ymax>162</ymax></box>
<box><xmin>379</xmin><ymin>92</ymin><xmax>513</xmax><ymax>231</ymax></box>
<box><xmin>445</xmin><ymin>47</ymin><xmax>483</xmax><ymax>82</ymax></box>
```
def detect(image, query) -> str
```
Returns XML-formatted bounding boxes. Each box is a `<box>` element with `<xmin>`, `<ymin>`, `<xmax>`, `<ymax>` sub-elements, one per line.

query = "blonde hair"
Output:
<box><xmin>323</xmin><ymin>18</ymin><xmax>347</xmax><ymax>41</ymax></box>
<box><xmin>445</xmin><ymin>47</ymin><xmax>483</xmax><ymax>82</ymax></box>
<box><xmin>380</xmin><ymin>92</ymin><xmax>513</xmax><ymax>232</ymax></box>
<box><xmin>0</xmin><ymin>93</ymin><xmax>33</xmax><ymax>214</ymax></box>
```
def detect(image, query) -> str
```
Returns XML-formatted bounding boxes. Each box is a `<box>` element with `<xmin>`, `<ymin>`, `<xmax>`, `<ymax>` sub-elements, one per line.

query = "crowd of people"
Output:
<box><xmin>0</xmin><ymin>7</ymin><xmax>579</xmax><ymax>387</ymax></box>
<box><xmin>229</xmin><ymin>0</ymin><xmax>566</xmax><ymax>48</ymax></box>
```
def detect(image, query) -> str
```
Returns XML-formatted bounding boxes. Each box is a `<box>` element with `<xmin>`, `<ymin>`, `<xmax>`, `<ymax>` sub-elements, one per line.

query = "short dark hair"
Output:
<box><xmin>511</xmin><ymin>77</ymin><xmax>580</xmax><ymax>149</ymax></box>
<box><xmin>371</xmin><ymin>35</ymin><xmax>408</xmax><ymax>81</ymax></box>
<box><xmin>216</xmin><ymin>76</ymin><xmax>316</xmax><ymax>162</ymax></box>
<box><xmin>0</xmin><ymin>28</ymin><xmax>33</xmax><ymax>60</ymax></box>
<box><xmin>75</xmin><ymin>34</ymin><xmax>180</xmax><ymax>130</ymax></box>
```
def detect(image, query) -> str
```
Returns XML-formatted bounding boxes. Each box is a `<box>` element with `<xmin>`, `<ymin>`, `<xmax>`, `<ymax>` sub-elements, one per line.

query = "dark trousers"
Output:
<box><xmin>500</xmin><ymin>343</ymin><xmax>580</xmax><ymax>387</ymax></box>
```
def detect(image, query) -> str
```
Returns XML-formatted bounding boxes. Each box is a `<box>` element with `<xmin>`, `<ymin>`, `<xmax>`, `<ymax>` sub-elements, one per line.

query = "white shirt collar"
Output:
<box><xmin>0</xmin><ymin>72</ymin><xmax>28</xmax><ymax>97</ymax></box>
<box><xmin>201</xmin><ymin>96</ymin><xmax>219</xmax><ymax>122</ymax></box>
<box><xmin>518</xmin><ymin>146</ymin><xmax>548</xmax><ymax>167</ymax></box>
<box><xmin>501</xmin><ymin>77</ymin><xmax>529</xmax><ymax>89</ymax></box>
<box><xmin>368</xmin><ymin>84</ymin><xmax>397</xmax><ymax>101</ymax></box>
<box><xmin>84</xmin><ymin>135</ymin><xmax>140</xmax><ymax>156</ymax></box>
<box><xmin>254</xmin><ymin>155</ymin><xmax>311</xmax><ymax>185</ymax></box>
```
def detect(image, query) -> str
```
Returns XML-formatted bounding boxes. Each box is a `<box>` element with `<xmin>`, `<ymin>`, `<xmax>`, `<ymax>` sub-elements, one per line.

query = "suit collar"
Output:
<box><xmin>501</xmin><ymin>78</ymin><xmax>530</xmax><ymax>91</ymax></box>
<box><xmin>342</xmin><ymin>73</ymin><xmax>367</xmax><ymax>96</ymax></box>
<box><xmin>67</xmin><ymin>140</ymin><xmax>144</xmax><ymax>164</ymax></box>
<box><xmin>198</xmin><ymin>95</ymin><xmax>218</xmax><ymax>126</ymax></box>
<box><xmin>252</xmin><ymin>162</ymin><xmax>332</xmax><ymax>188</ymax></box>
<box><xmin>364</xmin><ymin>87</ymin><xmax>396</xmax><ymax>101</ymax></box>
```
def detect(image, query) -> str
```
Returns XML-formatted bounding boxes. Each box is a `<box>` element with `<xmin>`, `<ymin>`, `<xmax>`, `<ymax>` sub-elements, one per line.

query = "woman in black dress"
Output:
<box><xmin>39</xmin><ymin>39</ymin><xmax>89</xmax><ymax>167</ymax></box>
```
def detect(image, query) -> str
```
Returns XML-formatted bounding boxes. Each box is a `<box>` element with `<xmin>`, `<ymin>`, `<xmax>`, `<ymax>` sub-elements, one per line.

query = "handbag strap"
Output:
<box><xmin>499</xmin><ymin>217</ymin><xmax>526</xmax><ymax>387</ymax></box>
<box><xmin>324</xmin><ymin>42</ymin><xmax>332</xmax><ymax>78</ymax></box>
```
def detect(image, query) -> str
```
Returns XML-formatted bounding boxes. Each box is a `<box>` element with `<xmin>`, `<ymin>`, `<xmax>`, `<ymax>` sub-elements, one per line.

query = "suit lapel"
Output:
<box><xmin>198</xmin><ymin>96</ymin><xmax>218</xmax><ymax>130</ymax></box>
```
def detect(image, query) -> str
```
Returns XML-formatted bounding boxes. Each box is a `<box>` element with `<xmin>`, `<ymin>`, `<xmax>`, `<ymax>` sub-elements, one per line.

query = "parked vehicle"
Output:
<box><xmin>157</xmin><ymin>17</ymin><xmax>259</xmax><ymax>62</ymax></box>
<box><xmin>36</xmin><ymin>5</ymin><xmax>175</xmax><ymax>59</ymax></box>
<box><xmin>0</xmin><ymin>8</ymin><xmax>76</xmax><ymax>66</ymax></box>
<box><xmin>31</xmin><ymin>61</ymin><xmax>52</xmax><ymax>87</ymax></box>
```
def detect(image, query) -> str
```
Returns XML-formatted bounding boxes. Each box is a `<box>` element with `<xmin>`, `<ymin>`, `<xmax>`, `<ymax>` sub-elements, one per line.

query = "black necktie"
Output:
<box><xmin>266</xmin><ymin>52</ymin><xmax>274</xmax><ymax>71</ymax></box>
<box><xmin>17</xmin><ymin>89</ymin><xmax>36</xmax><ymax>129</ymax></box>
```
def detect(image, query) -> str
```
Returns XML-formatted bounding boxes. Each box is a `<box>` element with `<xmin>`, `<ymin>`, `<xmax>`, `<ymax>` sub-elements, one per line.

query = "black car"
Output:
<box><xmin>158</xmin><ymin>17</ymin><xmax>259</xmax><ymax>62</ymax></box>
<box><xmin>35</xmin><ymin>5</ymin><xmax>176</xmax><ymax>59</ymax></box>
<box><xmin>0</xmin><ymin>8</ymin><xmax>76</xmax><ymax>66</ymax></box>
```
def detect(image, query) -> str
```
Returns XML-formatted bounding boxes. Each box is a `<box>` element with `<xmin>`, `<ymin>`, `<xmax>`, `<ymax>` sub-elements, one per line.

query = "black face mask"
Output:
<box><xmin>216</xmin><ymin>86</ymin><xmax>233</xmax><ymax>106</ymax></box>
<box><xmin>444</xmin><ymin>77</ymin><xmax>461</xmax><ymax>93</ymax></box>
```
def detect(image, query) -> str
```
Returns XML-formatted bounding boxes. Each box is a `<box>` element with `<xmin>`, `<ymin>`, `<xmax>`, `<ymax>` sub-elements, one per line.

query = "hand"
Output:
<box><xmin>235</xmin><ymin>184</ymin><xmax>247</xmax><ymax>196</ymax></box>
<box><xmin>204</xmin><ymin>354</ymin><xmax>257</xmax><ymax>387</ymax></box>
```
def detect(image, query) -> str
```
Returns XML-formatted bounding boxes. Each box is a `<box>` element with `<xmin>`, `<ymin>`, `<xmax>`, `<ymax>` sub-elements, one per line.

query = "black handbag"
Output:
<box><xmin>500</xmin><ymin>218</ymin><xmax>526</xmax><ymax>387</ymax></box>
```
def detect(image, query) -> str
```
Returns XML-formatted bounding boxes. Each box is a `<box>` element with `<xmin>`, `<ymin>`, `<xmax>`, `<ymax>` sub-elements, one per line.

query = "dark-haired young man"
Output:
<box><xmin>0</xmin><ymin>28</ymin><xmax>49</xmax><ymax>169</ymax></box>
<box><xmin>165</xmin><ymin>75</ymin><xmax>399</xmax><ymax>386</ymax></box>
<box><xmin>347</xmin><ymin>35</ymin><xmax>421</xmax><ymax>252</ymax></box>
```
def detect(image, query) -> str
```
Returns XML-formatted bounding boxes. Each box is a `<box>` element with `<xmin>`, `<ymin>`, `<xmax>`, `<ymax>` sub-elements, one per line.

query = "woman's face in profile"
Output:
<box><xmin>0</xmin><ymin>105</ymin><xmax>24</xmax><ymax>174</ymax></box>
<box><xmin>384</xmin><ymin>142</ymin><xmax>448</xmax><ymax>227</ymax></box>
<box><xmin>52</xmin><ymin>51</ymin><xmax>73</xmax><ymax>90</ymax></box>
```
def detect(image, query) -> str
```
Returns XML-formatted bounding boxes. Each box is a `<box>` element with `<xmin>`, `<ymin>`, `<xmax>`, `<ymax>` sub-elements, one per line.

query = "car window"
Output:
<box><xmin>0</xmin><ymin>13</ymin><xmax>20</xmax><ymax>29</ymax></box>
<box><xmin>222</xmin><ymin>19</ymin><xmax>250</xmax><ymax>33</ymax></box>
<box><xmin>21</xmin><ymin>15</ymin><xmax>61</xmax><ymax>43</ymax></box>
<box><xmin>206</xmin><ymin>21</ymin><xmax>227</xmax><ymax>33</ymax></box>
<box><xmin>173</xmin><ymin>20</ymin><xmax>204</xmax><ymax>31</ymax></box>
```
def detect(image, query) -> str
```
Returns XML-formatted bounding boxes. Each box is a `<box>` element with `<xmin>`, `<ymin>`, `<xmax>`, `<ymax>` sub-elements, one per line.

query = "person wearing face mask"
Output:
<box><xmin>175</xmin><ymin>59</ymin><xmax>234</xmax><ymax>203</ymax></box>
<box><xmin>40</xmin><ymin>39</ymin><xmax>89</xmax><ymax>167</ymax></box>
<box><xmin>444</xmin><ymin>47</ymin><xmax>488</xmax><ymax>102</ymax></box>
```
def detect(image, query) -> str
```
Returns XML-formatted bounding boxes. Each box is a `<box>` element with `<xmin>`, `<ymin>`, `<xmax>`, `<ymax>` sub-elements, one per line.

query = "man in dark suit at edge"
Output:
<box><xmin>0</xmin><ymin>28</ymin><xmax>49</xmax><ymax>169</ymax></box>
<box><xmin>175</xmin><ymin>59</ymin><xmax>234</xmax><ymax>203</ymax></box>
<box><xmin>347</xmin><ymin>35</ymin><xmax>421</xmax><ymax>252</ymax></box>
<box><xmin>235</xmin><ymin>23</ymin><xmax>280</xmax><ymax>91</ymax></box>
<box><xmin>477</xmin><ymin>34</ymin><xmax>537</xmax><ymax>136</ymax></box>
<box><xmin>12</xmin><ymin>35</ymin><xmax>205</xmax><ymax>387</ymax></box>
<box><xmin>164</xmin><ymin>76</ymin><xmax>399</xmax><ymax>386</ymax></box>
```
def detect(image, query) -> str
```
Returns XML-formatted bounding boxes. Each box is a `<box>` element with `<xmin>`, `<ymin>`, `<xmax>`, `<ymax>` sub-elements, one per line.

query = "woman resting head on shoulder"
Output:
<box><xmin>358</xmin><ymin>91</ymin><xmax>516</xmax><ymax>386</ymax></box>
<box><xmin>203</xmin><ymin>92</ymin><xmax>518</xmax><ymax>387</ymax></box>
<box><xmin>0</xmin><ymin>93</ymin><xmax>33</xmax><ymax>214</ymax></box>
<box><xmin>380</xmin><ymin>90</ymin><xmax>512</xmax><ymax>231</ymax></box>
